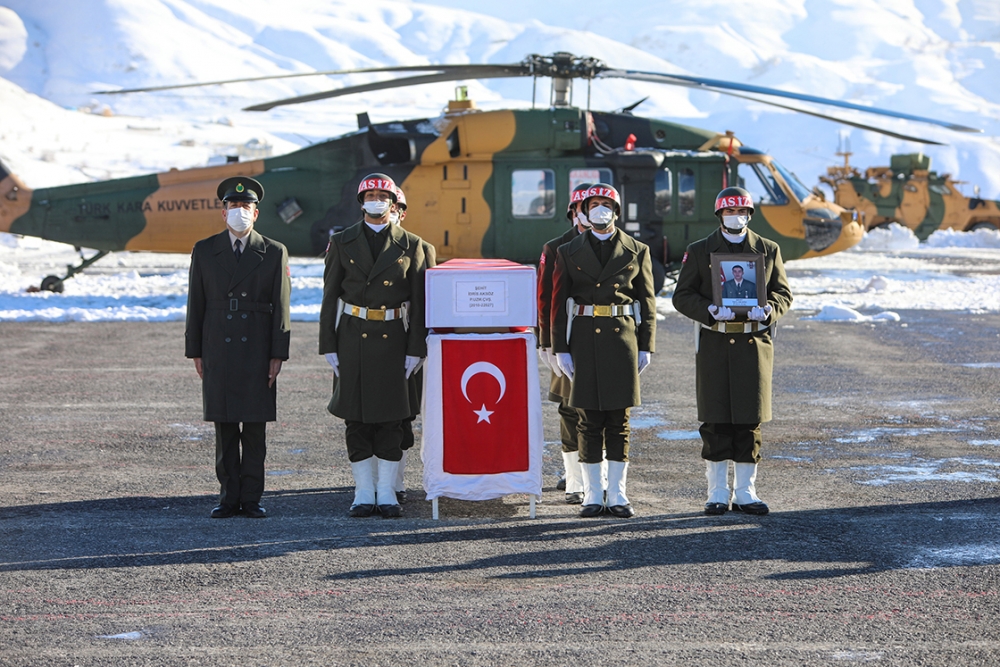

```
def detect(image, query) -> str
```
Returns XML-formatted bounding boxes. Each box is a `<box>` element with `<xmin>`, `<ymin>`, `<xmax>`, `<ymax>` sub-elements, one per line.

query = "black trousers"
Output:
<box><xmin>578</xmin><ymin>408</ymin><xmax>630</xmax><ymax>463</ymax></box>
<box><xmin>401</xmin><ymin>416</ymin><xmax>416</xmax><ymax>451</ymax></box>
<box><xmin>345</xmin><ymin>420</ymin><xmax>404</xmax><ymax>462</ymax></box>
<box><xmin>699</xmin><ymin>422</ymin><xmax>762</xmax><ymax>463</ymax></box>
<box><xmin>558</xmin><ymin>399</ymin><xmax>583</xmax><ymax>453</ymax></box>
<box><xmin>215</xmin><ymin>421</ymin><xmax>266</xmax><ymax>508</ymax></box>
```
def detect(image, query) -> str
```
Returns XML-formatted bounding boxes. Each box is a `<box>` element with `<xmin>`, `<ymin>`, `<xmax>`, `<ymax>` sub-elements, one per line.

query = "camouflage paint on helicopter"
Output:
<box><xmin>0</xmin><ymin>98</ymin><xmax>863</xmax><ymax>291</ymax></box>
<box><xmin>820</xmin><ymin>152</ymin><xmax>1000</xmax><ymax>239</ymax></box>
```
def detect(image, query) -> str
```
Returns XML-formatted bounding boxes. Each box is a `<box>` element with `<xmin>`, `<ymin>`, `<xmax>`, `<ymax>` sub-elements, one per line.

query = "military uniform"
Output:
<box><xmin>551</xmin><ymin>223</ymin><xmax>656</xmax><ymax>516</ymax></box>
<box><xmin>722</xmin><ymin>278</ymin><xmax>756</xmax><ymax>300</ymax></box>
<box><xmin>672</xmin><ymin>226</ymin><xmax>792</xmax><ymax>513</ymax></box>
<box><xmin>185</xmin><ymin>187</ymin><xmax>291</xmax><ymax>518</ymax></box>
<box><xmin>539</xmin><ymin>229</ymin><xmax>584</xmax><ymax>428</ymax></box>
<box><xmin>319</xmin><ymin>210</ymin><xmax>430</xmax><ymax>516</ymax></box>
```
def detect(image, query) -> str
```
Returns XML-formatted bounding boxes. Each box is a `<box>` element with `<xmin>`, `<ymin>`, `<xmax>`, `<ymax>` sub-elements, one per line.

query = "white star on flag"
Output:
<box><xmin>474</xmin><ymin>404</ymin><xmax>494</xmax><ymax>423</ymax></box>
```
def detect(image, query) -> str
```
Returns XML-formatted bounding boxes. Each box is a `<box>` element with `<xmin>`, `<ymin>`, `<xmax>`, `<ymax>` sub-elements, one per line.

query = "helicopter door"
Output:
<box><xmin>659</xmin><ymin>161</ymin><xmax>726</xmax><ymax>263</ymax></box>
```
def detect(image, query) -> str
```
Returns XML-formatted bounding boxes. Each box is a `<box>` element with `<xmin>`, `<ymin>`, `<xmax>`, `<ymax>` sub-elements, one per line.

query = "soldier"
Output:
<box><xmin>185</xmin><ymin>176</ymin><xmax>291</xmax><ymax>519</ymax></box>
<box><xmin>551</xmin><ymin>184</ymin><xmax>657</xmax><ymax>518</ymax></box>
<box><xmin>388</xmin><ymin>185</ymin><xmax>436</xmax><ymax>503</ymax></box>
<box><xmin>319</xmin><ymin>173</ymin><xmax>431</xmax><ymax>518</ymax></box>
<box><xmin>722</xmin><ymin>264</ymin><xmax>756</xmax><ymax>300</ymax></box>
<box><xmin>538</xmin><ymin>183</ymin><xmax>592</xmax><ymax>504</ymax></box>
<box><xmin>672</xmin><ymin>186</ymin><xmax>793</xmax><ymax>516</ymax></box>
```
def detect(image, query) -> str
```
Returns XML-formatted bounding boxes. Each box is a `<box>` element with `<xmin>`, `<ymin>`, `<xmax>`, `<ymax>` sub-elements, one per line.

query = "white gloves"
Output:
<box><xmin>638</xmin><ymin>351</ymin><xmax>651</xmax><ymax>374</ymax></box>
<box><xmin>537</xmin><ymin>347</ymin><xmax>552</xmax><ymax>371</ymax></box>
<box><xmin>404</xmin><ymin>355</ymin><xmax>424</xmax><ymax>379</ymax></box>
<box><xmin>748</xmin><ymin>304</ymin><xmax>773</xmax><ymax>322</ymax></box>
<box><xmin>556</xmin><ymin>353</ymin><xmax>575</xmax><ymax>381</ymax></box>
<box><xmin>708</xmin><ymin>304</ymin><xmax>735</xmax><ymax>321</ymax></box>
<box><xmin>325</xmin><ymin>352</ymin><xmax>339</xmax><ymax>377</ymax></box>
<box><xmin>547</xmin><ymin>349</ymin><xmax>563</xmax><ymax>378</ymax></box>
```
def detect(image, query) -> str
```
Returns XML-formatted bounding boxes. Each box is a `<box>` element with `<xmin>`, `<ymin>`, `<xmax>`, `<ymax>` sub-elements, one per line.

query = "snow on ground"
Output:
<box><xmin>2</xmin><ymin>224</ymin><xmax>998</xmax><ymax>323</ymax></box>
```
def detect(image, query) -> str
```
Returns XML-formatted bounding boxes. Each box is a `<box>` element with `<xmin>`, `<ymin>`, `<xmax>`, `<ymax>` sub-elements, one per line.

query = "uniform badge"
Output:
<box><xmin>235</xmin><ymin>183</ymin><xmax>245</xmax><ymax>193</ymax></box>
<box><xmin>682</xmin><ymin>251</ymin><xmax>688</xmax><ymax>264</ymax></box>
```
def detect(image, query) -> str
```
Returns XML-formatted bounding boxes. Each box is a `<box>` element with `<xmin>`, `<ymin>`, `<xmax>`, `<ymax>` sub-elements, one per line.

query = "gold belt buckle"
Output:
<box><xmin>592</xmin><ymin>305</ymin><xmax>612</xmax><ymax>317</ymax></box>
<box><xmin>350</xmin><ymin>305</ymin><xmax>363</xmax><ymax>318</ymax></box>
<box><xmin>726</xmin><ymin>322</ymin><xmax>742</xmax><ymax>333</ymax></box>
<box><xmin>368</xmin><ymin>309</ymin><xmax>386</xmax><ymax>321</ymax></box>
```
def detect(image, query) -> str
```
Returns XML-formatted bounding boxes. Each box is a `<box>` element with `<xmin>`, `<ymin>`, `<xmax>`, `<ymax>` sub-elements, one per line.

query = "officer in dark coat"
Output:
<box><xmin>537</xmin><ymin>183</ymin><xmax>593</xmax><ymax>504</ymax></box>
<box><xmin>319</xmin><ymin>173</ymin><xmax>431</xmax><ymax>518</ymax></box>
<box><xmin>551</xmin><ymin>184</ymin><xmax>657</xmax><ymax>518</ymax></box>
<box><xmin>672</xmin><ymin>187</ymin><xmax>793</xmax><ymax>516</ymax></box>
<box><xmin>185</xmin><ymin>176</ymin><xmax>291</xmax><ymax>519</ymax></box>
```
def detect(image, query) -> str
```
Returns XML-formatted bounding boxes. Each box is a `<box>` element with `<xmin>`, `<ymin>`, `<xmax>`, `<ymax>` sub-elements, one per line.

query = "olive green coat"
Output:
<box><xmin>551</xmin><ymin>229</ymin><xmax>657</xmax><ymax>411</ymax></box>
<box><xmin>671</xmin><ymin>228</ymin><xmax>793</xmax><ymax>424</ymax></box>
<box><xmin>318</xmin><ymin>222</ymin><xmax>430</xmax><ymax>423</ymax></box>
<box><xmin>185</xmin><ymin>229</ymin><xmax>291</xmax><ymax>423</ymax></box>
<box><xmin>537</xmin><ymin>226</ymin><xmax>581</xmax><ymax>401</ymax></box>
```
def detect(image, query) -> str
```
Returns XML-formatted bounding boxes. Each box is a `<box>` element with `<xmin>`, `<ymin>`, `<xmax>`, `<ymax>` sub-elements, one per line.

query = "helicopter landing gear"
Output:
<box><xmin>39</xmin><ymin>248</ymin><xmax>111</xmax><ymax>293</ymax></box>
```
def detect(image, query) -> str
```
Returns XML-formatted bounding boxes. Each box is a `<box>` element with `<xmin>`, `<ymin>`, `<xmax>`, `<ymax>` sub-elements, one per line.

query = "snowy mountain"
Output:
<box><xmin>0</xmin><ymin>0</ymin><xmax>998</xmax><ymax>198</ymax></box>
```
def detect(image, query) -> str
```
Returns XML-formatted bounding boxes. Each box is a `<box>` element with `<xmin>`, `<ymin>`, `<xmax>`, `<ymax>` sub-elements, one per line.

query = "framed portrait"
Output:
<box><xmin>710</xmin><ymin>253</ymin><xmax>766</xmax><ymax>314</ymax></box>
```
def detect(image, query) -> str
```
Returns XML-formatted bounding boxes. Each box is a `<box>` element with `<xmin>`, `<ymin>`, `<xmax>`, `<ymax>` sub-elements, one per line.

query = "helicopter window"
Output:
<box><xmin>679</xmin><ymin>168</ymin><xmax>695</xmax><ymax>217</ymax></box>
<box><xmin>447</xmin><ymin>128</ymin><xmax>461</xmax><ymax>158</ymax></box>
<box><xmin>512</xmin><ymin>169</ymin><xmax>556</xmax><ymax>218</ymax></box>
<box><xmin>569</xmin><ymin>168</ymin><xmax>612</xmax><ymax>192</ymax></box>
<box><xmin>654</xmin><ymin>168</ymin><xmax>672</xmax><ymax>216</ymax></box>
<box><xmin>740</xmin><ymin>163</ymin><xmax>789</xmax><ymax>206</ymax></box>
<box><xmin>770</xmin><ymin>159</ymin><xmax>813</xmax><ymax>202</ymax></box>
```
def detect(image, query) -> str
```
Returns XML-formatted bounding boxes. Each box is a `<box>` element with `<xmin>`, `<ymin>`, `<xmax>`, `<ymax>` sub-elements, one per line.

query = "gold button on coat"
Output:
<box><xmin>749</xmin><ymin>338</ymin><xmax>755</xmax><ymax>344</ymax></box>
<box><xmin>729</xmin><ymin>338</ymin><xmax>735</xmax><ymax>344</ymax></box>
<box><xmin>362</xmin><ymin>333</ymin><xmax>368</xmax><ymax>338</ymax></box>
<box><xmin>595</xmin><ymin>328</ymin><xmax>601</xmax><ymax>334</ymax></box>
<box><xmin>382</xmin><ymin>334</ymin><xmax>388</xmax><ymax>339</ymax></box>
<box><xmin>383</xmin><ymin>280</ymin><xmax>390</xmax><ymax>286</ymax></box>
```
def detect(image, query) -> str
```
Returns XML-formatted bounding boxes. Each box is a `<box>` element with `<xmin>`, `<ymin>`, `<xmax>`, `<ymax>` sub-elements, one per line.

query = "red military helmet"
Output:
<box><xmin>580</xmin><ymin>182</ymin><xmax>621</xmax><ymax>218</ymax></box>
<box><xmin>566</xmin><ymin>182</ymin><xmax>593</xmax><ymax>221</ymax></box>
<box><xmin>356</xmin><ymin>173</ymin><xmax>398</xmax><ymax>204</ymax></box>
<box><xmin>714</xmin><ymin>186</ymin><xmax>754</xmax><ymax>216</ymax></box>
<box><xmin>395</xmin><ymin>186</ymin><xmax>407</xmax><ymax>211</ymax></box>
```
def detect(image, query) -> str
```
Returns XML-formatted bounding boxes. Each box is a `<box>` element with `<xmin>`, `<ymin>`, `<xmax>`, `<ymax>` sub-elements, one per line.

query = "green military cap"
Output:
<box><xmin>217</xmin><ymin>176</ymin><xmax>265</xmax><ymax>203</ymax></box>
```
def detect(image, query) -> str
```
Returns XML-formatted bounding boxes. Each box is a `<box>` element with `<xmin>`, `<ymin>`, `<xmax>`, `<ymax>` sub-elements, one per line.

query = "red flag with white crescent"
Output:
<box><xmin>720</xmin><ymin>264</ymin><xmax>727</xmax><ymax>286</ymax></box>
<box><xmin>441</xmin><ymin>338</ymin><xmax>529</xmax><ymax>474</ymax></box>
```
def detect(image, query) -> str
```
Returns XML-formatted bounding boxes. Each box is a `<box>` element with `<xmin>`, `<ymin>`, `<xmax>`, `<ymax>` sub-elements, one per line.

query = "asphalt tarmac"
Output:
<box><xmin>1</xmin><ymin>313</ymin><xmax>999</xmax><ymax>666</ymax></box>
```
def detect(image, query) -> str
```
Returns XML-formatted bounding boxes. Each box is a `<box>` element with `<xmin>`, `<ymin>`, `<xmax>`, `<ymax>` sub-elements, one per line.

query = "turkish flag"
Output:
<box><xmin>441</xmin><ymin>338</ymin><xmax>529</xmax><ymax>474</ymax></box>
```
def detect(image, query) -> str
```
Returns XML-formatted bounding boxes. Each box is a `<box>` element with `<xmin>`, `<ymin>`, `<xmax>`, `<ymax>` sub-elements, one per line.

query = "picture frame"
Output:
<box><xmin>710</xmin><ymin>253</ymin><xmax>766</xmax><ymax>315</ymax></box>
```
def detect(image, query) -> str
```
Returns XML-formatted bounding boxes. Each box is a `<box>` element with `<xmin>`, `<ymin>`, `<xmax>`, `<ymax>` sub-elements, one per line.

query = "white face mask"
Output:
<box><xmin>575</xmin><ymin>210</ymin><xmax>591</xmax><ymax>229</ymax></box>
<box><xmin>722</xmin><ymin>214</ymin><xmax>750</xmax><ymax>231</ymax></box>
<box><xmin>226</xmin><ymin>207</ymin><xmax>254</xmax><ymax>233</ymax></box>
<box><xmin>588</xmin><ymin>205</ymin><xmax>615</xmax><ymax>229</ymax></box>
<box><xmin>362</xmin><ymin>200</ymin><xmax>391</xmax><ymax>217</ymax></box>
<box><xmin>389</xmin><ymin>211</ymin><xmax>400</xmax><ymax>225</ymax></box>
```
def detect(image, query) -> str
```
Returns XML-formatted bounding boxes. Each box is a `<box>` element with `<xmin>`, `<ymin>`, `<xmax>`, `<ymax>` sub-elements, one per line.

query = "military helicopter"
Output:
<box><xmin>0</xmin><ymin>52</ymin><xmax>982</xmax><ymax>293</ymax></box>
<box><xmin>818</xmin><ymin>142</ymin><xmax>1000</xmax><ymax>239</ymax></box>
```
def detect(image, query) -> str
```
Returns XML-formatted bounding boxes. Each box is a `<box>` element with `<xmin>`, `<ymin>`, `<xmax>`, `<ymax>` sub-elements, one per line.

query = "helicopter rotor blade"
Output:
<box><xmin>95</xmin><ymin>63</ymin><xmax>525</xmax><ymax>95</ymax></box>
<box><xmin>601</xmin><ymin>69</ymin><xmax>982</xmax><ymax>134</ymax></box>
<box><xmin>707</xmin><ymin>90</ymin><xmax>947</xmax><ymax>145</ymax></box>
<box><xmin>242</xmin><ymin>66</ymin><xmax>530</xmax><ymax>112</ymax></box>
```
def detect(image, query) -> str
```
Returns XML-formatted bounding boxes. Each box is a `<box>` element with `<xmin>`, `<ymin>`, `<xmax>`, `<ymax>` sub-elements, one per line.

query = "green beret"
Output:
<box><xmin>217</xmin><ymin>176</ymin><xmax>264</xmax><ymax>203</ymax></box>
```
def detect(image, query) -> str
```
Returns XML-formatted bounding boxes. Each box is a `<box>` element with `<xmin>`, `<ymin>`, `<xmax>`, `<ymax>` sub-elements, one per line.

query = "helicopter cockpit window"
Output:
<box><xmin>654</xmin><ymin>167</ymin><xmax>672</xmax><ymax>217</ymax></box>
<box><xmin>569</xmin><ymin>168</ymin><xmax>612</xmax><ymax>193</ymax></box>
<box><xmin>770</xmin><ymin>159</ymin><xmax>813</xmax><ymax>202</ymax></box>
<box><xmin>739</xmin><ymin>163</ymin><xmax>789</xmax><ymax>206</ymax></box>
<box><xmin>679</xmin><ymin>168</ymin><xmax>695</xmax><ymax>217</ymax></box>
<box><xmin>512</xmin><ymin>169</ymin><xmax>555</xmax><ymax>218</ymax></box>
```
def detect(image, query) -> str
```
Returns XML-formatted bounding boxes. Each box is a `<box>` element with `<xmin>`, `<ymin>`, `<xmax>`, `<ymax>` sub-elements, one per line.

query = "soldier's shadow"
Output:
<box><xmin>1</xmin><ymin>492</ymin><xmax>998</xmax><ymax>580</ymax></box>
